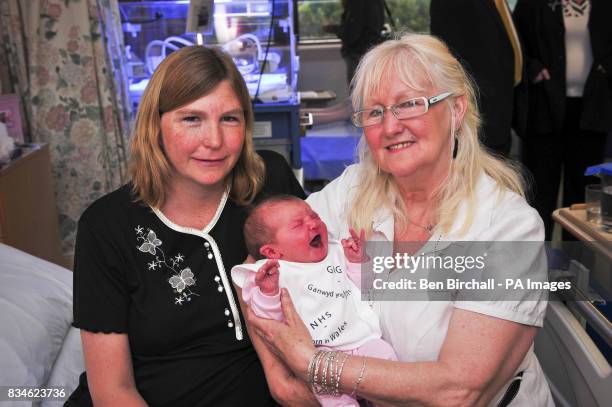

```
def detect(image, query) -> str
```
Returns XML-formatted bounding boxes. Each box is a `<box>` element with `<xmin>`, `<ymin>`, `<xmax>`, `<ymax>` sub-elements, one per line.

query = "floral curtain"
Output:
<box><xmin>0</xmin><ymin>0</ymin><xmax>131</xmax><ymax>257</ymax></box>
<box><xmin>0</xmin><ymin>1</ymin><xmax>31</xmax><ymax>134</ymax></box>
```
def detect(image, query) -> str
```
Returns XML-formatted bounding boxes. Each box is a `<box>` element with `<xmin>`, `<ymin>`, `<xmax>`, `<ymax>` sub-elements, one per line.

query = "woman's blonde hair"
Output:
<box><xmin>349</xmin><ymin>33</ymin><xmax>525</xmax><ymax>237</ymax></box>
<box><xmin>129</xmin><ymin>45</ymin><xmax>265</xmax><ymax>207</ymax></box>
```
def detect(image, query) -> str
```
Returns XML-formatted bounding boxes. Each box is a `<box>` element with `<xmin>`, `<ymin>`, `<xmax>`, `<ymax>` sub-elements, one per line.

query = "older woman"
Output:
<box><xmin>66</xmin><ymin>46</ymin><xmax>304</xmax><ymax>406</ymax></box>
<box><xmin>248</xmin><ymin>33</ymin><xmax>553</xmax><ymax>406</ymax></box>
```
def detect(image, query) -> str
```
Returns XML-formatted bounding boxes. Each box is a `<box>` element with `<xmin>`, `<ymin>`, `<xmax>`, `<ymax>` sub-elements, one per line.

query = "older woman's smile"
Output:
<box><xmin>386</xmin><ymin>141</ymin><xmax>416</xmax><ymax>151</ymax></box>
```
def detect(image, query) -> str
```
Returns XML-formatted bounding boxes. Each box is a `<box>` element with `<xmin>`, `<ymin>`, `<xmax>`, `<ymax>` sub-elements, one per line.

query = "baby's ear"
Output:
<box><xmin>260</xmin><ymin>244</ymin><xmax>281</xmax><ymax>259</ymax></box>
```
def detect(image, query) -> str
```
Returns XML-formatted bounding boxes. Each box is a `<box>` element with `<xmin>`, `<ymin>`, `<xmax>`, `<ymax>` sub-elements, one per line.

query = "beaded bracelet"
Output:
<box><xmin>334</xmin><ymin>352</ymin><xmax>350</xmax><ymax>396</ymax></box>
<box><xmin>321</xmin><ymin>351</ymin><xmax>330</xmax><ymax>394</ymax></box>
<box><xmin>327</xmin><ymin>351</ymin><xmax>337</xmax><ymax>394</ymax></box>
<box><xmin>307</xmin><ymin>349</ymin><xmax>324</xmax><ymax>388</ymax></box>
<box><xmin>324</xmin><ymin>351</ymin><xmax>340</xmax><ymax>395</ymax></box>
<box><xmin>308</xmin><ymin>349</ymin><xmax>357</xmax><ymax>397</ymax></box>
<box><xmin>350</xmin><ymin>356</ymin><xmax>368</xmax><ymax>397</ymax></box>
<box><xmin>311</xmin><ymin>350</ymin><xmax>326</xmax><ymax>392</ymax></box>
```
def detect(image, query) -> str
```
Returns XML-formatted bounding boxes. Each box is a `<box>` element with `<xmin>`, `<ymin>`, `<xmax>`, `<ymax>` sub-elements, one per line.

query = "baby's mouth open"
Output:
<box><xmin>309</xmin><ymin>234</ymin><xmax>323</xmax><ymax>248</ymax></box>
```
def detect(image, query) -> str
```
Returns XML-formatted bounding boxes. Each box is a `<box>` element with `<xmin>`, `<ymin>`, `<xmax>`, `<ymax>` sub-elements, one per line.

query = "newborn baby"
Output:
<box><xmin>231</xmin><ymin>195</ymin><xmax>396</xmax><ymax>407</ymax></box>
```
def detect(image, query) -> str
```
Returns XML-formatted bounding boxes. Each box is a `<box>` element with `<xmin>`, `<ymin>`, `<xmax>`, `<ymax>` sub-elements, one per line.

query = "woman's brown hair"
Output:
<box><xmin>129</xmin><ymin>45</ymin><xmax>265</xmax><ymax>207</ymax></box>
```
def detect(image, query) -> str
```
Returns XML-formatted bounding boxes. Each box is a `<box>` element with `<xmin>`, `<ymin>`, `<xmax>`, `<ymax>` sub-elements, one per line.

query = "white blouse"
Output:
<box><xmin>306</xmin><ymin>164</ymin><xmax>554</xmax><ymax>407</ymax></box>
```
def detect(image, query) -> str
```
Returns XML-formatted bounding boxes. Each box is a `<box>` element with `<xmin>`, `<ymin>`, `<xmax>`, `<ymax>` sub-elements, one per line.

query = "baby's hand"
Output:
<box><xmin>255</xmin><ymin>259</ymin><xmax>280</xmax><ymax>295</ymax></box>
<box><xmin>341</xmin><ymin>228</ymin><xmax>368</xmax><ymax>263</ymax></box>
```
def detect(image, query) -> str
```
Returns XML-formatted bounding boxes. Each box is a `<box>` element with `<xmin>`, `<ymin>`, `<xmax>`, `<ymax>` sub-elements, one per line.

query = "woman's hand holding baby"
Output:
<box><xmin>341</xmin><ymin>228</ymin><xmax>368</xmax><ymax>263</ymax></box>
<box><xmin>255</xmin><ymin>259</ymin><xmax>280</xmax><ymax>295</ymax></box>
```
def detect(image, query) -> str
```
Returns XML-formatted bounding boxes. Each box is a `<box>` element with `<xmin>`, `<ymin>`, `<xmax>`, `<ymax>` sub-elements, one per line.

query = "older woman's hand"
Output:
<box><xmin>246</xmin><ymin>288</ymin><xmax>316</xmax><ymax>381</ymax></box>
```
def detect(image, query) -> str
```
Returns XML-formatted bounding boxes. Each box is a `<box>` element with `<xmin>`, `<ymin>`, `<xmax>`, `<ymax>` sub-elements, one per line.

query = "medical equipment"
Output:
<box><xmin>145</xmin><ymin>36</ymin><xmax>195</xmax><ymax>75</ymax></box>
<box><xmin>120</xmin><ymin>0</ymin><xmax>301</xmax><ymax>169</ymax></box>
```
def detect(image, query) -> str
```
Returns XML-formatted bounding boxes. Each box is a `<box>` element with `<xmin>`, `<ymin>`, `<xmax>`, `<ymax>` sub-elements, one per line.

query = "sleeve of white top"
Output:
<box><xmin>247</xmin><ymin>277</ymin><xmax>283</xmax><ymax>321</ymax></box>
<box><xmin>236</xmin><ymin>270</ymin><xmax>284</xmax><ymax>321</ymax></box>
<box><xmin>454</xmin><ymin>190</ymin><xmax>548</xmax><ymax>327</ymax></box>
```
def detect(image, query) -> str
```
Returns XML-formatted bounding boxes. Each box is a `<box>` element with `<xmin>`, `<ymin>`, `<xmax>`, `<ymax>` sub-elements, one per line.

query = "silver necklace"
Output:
<box><xmin>406</xmin><ymin>217</ymin><xmax>435</xmax><ymax>233</ymax></box>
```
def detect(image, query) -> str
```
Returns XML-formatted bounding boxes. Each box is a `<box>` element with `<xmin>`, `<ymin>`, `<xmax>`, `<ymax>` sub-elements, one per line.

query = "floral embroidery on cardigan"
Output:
<box><xmin>136</xmin><ymin>226</ymin><xmax>199</xmax><ymax>305</ymax></box>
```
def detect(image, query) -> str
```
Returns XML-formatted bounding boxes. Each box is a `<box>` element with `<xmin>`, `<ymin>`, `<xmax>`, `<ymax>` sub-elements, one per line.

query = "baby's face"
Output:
<box><xmin>265</xmin><ymin>200</ymin><xmax>329</xmax><ymax>262</ymax></box>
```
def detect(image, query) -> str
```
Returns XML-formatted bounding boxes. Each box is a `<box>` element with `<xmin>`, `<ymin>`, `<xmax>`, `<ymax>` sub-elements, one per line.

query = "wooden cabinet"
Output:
<box><xmin>0</xmin><ymin>143</ymin><xmax>64</xmax><ymax>266</ymax></box>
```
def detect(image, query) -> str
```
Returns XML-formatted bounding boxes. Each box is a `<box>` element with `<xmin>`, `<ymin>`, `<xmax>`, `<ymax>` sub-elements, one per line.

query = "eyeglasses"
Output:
<box><xmin>351</xmin><ymin>92</ymin><xmax>453</xmax><ymax>128</ymax></box>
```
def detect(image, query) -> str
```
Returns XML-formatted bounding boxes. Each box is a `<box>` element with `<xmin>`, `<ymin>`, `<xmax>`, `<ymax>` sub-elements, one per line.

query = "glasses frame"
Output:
<box><xmin>351</xmin><ymin>91</ymin><xmax>453</xmax><ymax>128</ymax></box>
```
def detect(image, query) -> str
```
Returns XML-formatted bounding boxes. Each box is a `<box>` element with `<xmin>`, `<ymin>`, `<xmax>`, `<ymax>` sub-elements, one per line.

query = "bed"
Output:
<box><xmin>0</xmin><ymin>243</ymin><xmax>84</xmax><ymax>406</ymax></box>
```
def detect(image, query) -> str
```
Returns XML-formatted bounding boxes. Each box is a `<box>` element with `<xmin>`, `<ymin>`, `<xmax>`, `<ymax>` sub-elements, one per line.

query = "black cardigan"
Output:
<box><xmin>513</xmin><ymin>0</ymin><xmax>612</xmax><ymax>135</ymax></box>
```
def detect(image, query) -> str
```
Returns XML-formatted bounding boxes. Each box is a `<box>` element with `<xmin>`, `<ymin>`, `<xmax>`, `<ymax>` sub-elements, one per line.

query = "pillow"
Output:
<box><xmin>0</xmin><ymin>243</ymin><xmax>73</xmax><ymax>389</ymax></box>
